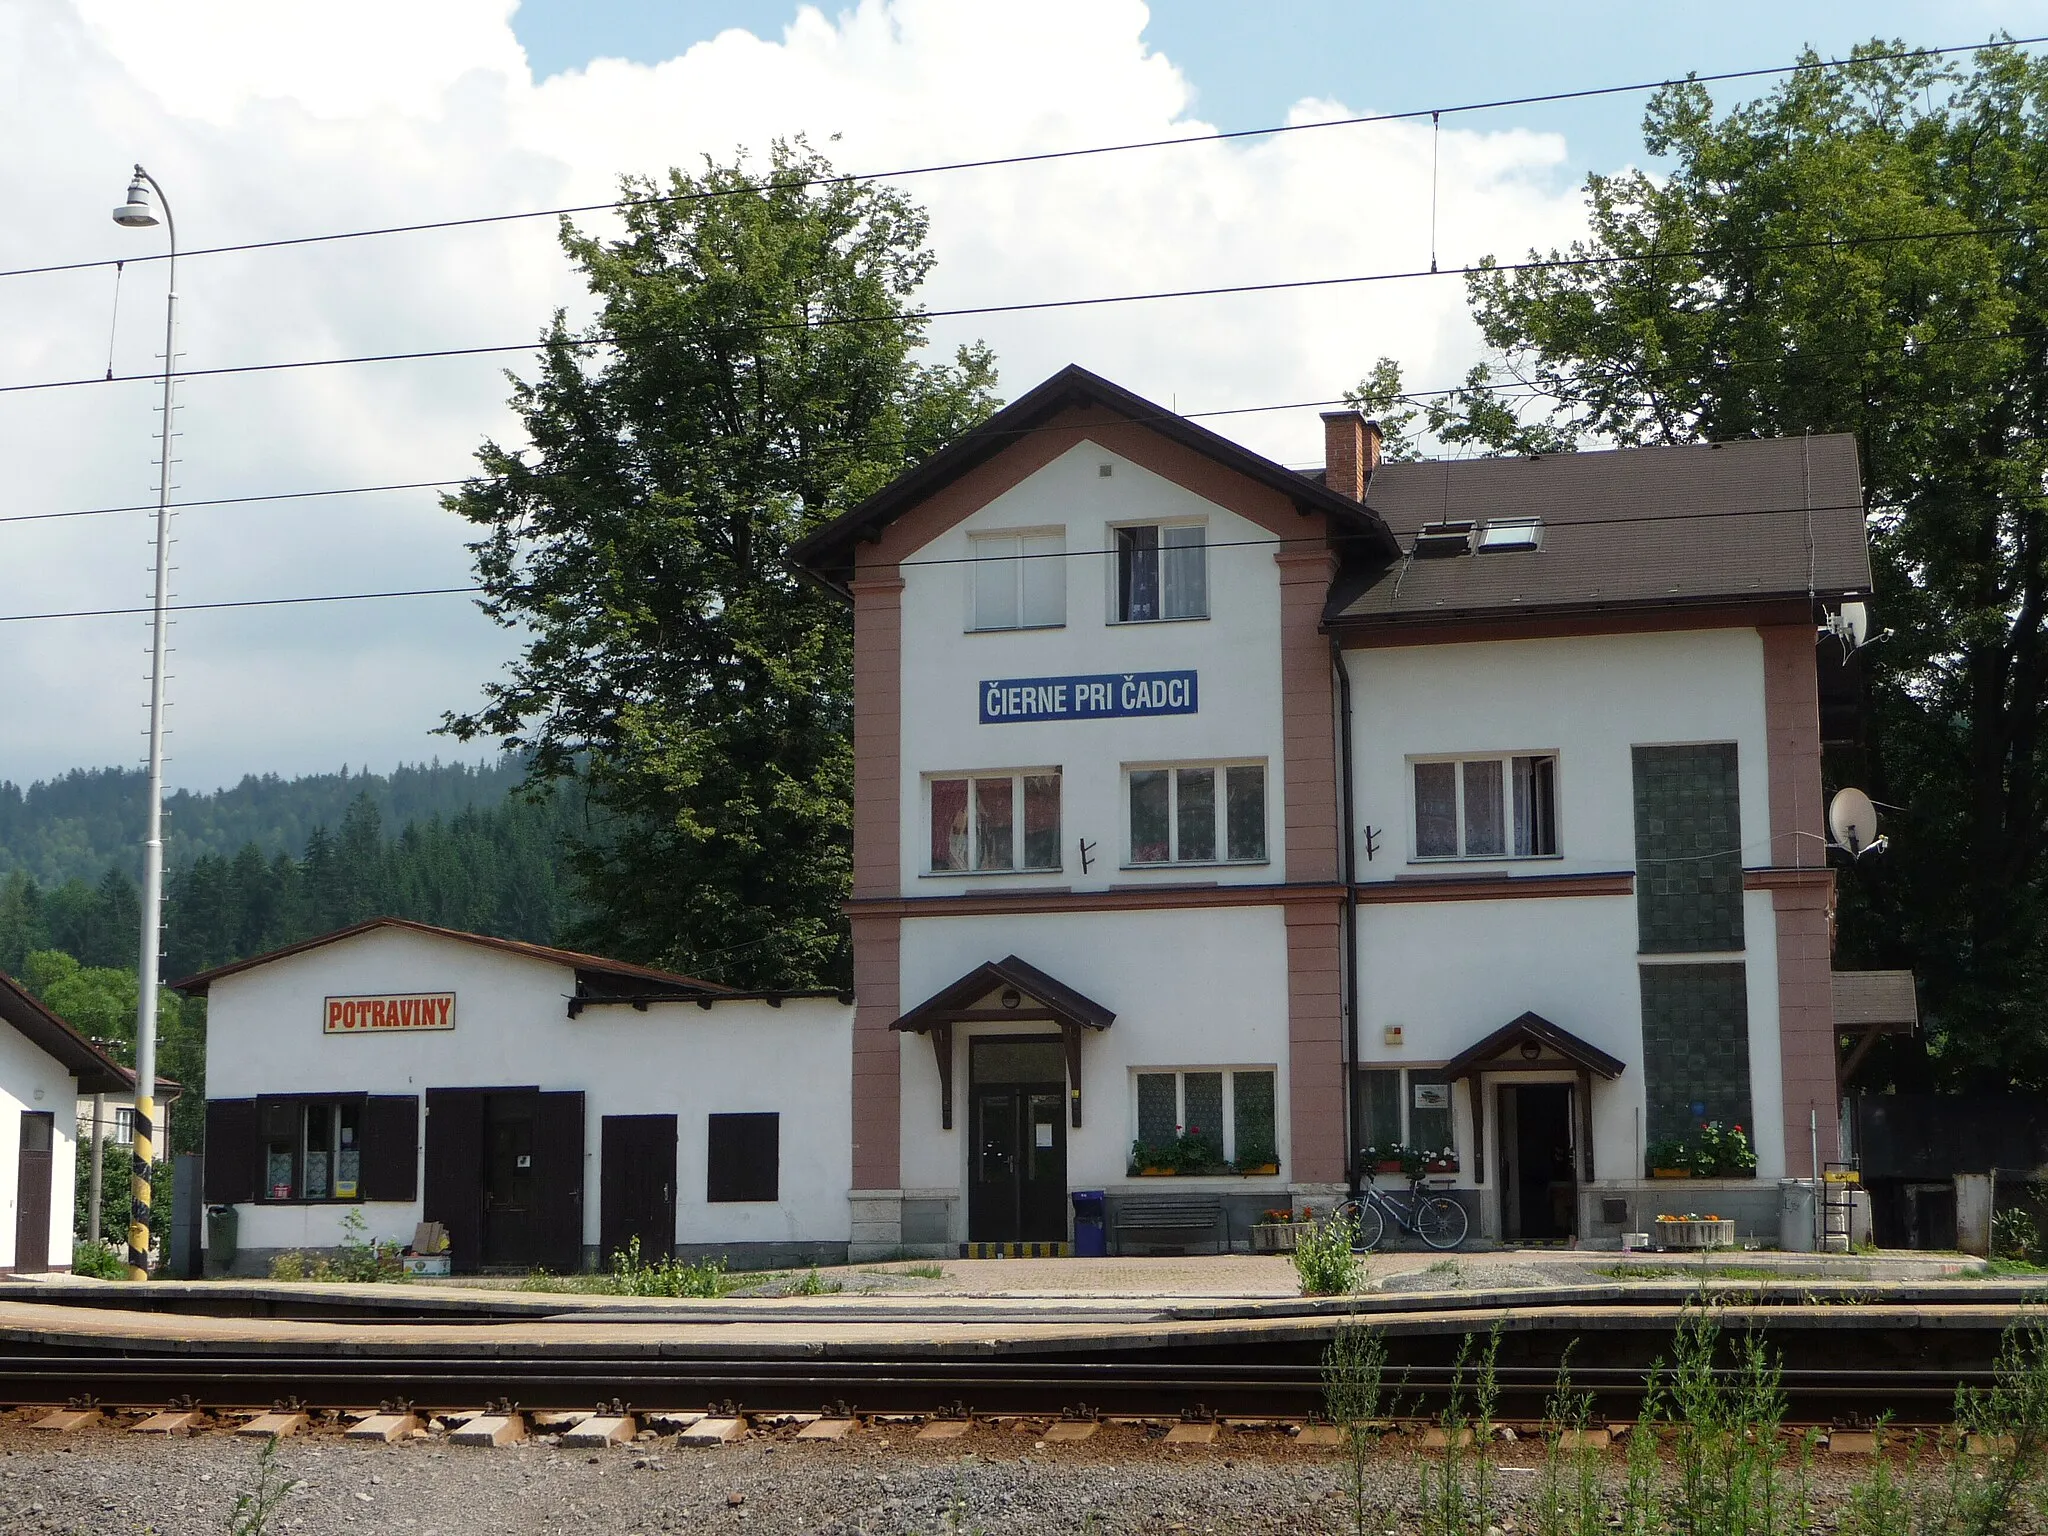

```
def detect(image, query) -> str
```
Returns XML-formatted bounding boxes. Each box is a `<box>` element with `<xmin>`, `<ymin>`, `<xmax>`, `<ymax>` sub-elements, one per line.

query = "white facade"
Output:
<box><xmin>201</xmin><ymin>924</ymin><xmax>851</xmax><ymax>1267</ymax></box>
<box><xmin>897</xmin><ymin>442</ymin><xmax>1291</xmax><ymax>892</ymax></box>
<box><xmin>0</xmin><ymin>1022</ymin><xmax>78</xmax><ymax>1272</ymax></box>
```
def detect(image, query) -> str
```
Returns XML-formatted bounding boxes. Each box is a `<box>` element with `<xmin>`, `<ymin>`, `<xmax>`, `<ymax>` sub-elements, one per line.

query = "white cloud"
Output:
<box><xmin>0</xmin><ymin>0</ymin><xmax>1588</xmax><ymax>791</ymax></box>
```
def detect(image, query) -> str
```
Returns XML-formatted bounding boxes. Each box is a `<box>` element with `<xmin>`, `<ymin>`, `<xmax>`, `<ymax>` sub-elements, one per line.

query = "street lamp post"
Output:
<box><xmin>111</xmin><ymin>165</ymin><xmax>175</xmax><ymax>1282</ymax></box>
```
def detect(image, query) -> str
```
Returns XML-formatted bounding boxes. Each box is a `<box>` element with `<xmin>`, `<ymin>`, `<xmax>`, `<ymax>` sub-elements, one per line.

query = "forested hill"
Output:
<box><xmin>0</xmin><ymin>759</ymin><xmax>529</xmax><ymax>887</ymax></box>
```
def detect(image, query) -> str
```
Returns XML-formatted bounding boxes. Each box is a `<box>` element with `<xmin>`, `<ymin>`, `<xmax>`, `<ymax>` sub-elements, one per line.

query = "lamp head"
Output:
<box><xmin>112</xmin><ymin>169</ymin><xmax>158</xmax><ymax>229</ymax></box>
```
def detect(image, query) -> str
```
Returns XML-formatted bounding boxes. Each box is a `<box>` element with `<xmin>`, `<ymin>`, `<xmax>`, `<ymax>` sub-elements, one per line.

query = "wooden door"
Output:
<box><xmin>533</xmin><ymin>1091</ymin><xmax>586</xmax><ymax>1275</ymax></box>
<box><xmin>423</xmin><ymin>1089</ymin><xmax>486</xmax><ymax>1272</ymax></box>
<box><xmin>480</xmin><ymin>1093</ymin><xmax>538</xmax><ymax>1269</ymax></box>
<box><xmin>14</xmin><ymin>1112</ymin><xmax>53</xmax><ymax>1273</ymax></box>
<box><xmin>600</xmin><ymin>1114</ymin><xmax>676</xmax><ymax>1264</ymax></box>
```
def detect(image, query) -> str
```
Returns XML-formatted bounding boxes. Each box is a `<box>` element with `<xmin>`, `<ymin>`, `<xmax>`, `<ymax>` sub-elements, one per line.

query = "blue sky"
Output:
<box><xmin>512</xmin><ymin>1</ymin><xmax>2045</xmax><ymax>181</ymax></box>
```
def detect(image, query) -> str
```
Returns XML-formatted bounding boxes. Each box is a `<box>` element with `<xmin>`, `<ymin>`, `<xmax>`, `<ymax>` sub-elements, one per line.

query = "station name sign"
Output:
<box><xmin>325</xmin><ymin>993</ymin><xmax>455</xmax><ymax>1034</ymax></box>
<box><xmin>980</xmin><ymin>669</ymin><xmax>1199</xmax><ymax>725</ymax></box>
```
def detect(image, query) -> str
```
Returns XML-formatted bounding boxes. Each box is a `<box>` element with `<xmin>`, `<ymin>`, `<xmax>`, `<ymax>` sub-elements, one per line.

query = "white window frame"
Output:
<box><xmin>1122</xmin><ymin>759</ymin><xmax>1269</xmax><ymax>868</ymax></box>
<box><xmin>1107</xmin><ymin>518</ymin><xmax>1209</xmax><ymax>624</ymax></box>
<box><xmin>967</xmin><ymin>526</ymin><xmax>1066</xmax><ymax>632</ymax></box>
<box><xmin>1408</xmin><ymin>751</ymin><xmax>1561</xmax><ymax>862</ymax></box>
<box><xmin>1130</xmin><ymin>1065</ymin><xmax>1279</xmax><ymax>1165</ymax></box>
<box><xmin>924</xmin><ymin>769</ymin><xmax>1063</xmax><ymax>875</ymax></box>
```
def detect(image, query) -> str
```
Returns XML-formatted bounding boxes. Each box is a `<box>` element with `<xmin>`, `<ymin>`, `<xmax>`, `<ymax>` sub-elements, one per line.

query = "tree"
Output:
<box><xmin>443</xmin><ymin>139</ymin><xmax>999</xmax><ymax>987</ymax></box>
<box><xmin>1423</xmin><ymin>39</ymin><xmax>2048</xmax><ymax>1088</ymax></box>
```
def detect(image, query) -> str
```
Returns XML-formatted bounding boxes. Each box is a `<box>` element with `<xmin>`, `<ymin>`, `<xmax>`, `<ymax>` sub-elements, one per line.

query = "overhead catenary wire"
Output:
<box><xmin>0</xmin><ymin>34</ymin><xmax>2036</xmax><ymax>285</ymax></box>
<box><xmin>7</xmin><ymin>215</ymin><xmax>2044</xmax><ymax>401</ymax></box>
<box><xmin>0</xmin><ymin>494</ymin><xmax>1875</xmax><ymax>626</ymax></box>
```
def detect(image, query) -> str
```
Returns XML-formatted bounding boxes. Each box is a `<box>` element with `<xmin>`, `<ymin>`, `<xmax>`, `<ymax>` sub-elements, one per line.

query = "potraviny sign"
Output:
<box><xmin>980</xmin><ymin>669</ymin><xmax>1198</xmax><ymax>724</ymax></box>
<box><xmin>324</xmin><ymin>993</ymin><xmax>456</xmax><ymax>1034</ymax></box>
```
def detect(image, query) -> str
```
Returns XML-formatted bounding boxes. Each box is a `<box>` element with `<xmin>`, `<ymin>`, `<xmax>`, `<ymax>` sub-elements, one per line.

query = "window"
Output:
<box><xmin>258</xmin><ymin>1097</ymin><xmax>363</xmax><ymax>1202</ymax></box>
<box><xmin>1478</xmin><ymin>518</ymin><xmax>1542</xmax><ymax>552</ymax></box>
<box><xmin>1354</xmin><ymin>1067</ymin><xmax>1458</xmax><ymax>1169</ymax></box>
<box><xmin>706</xmin><ymin>1112</ymin><xmax>779</xmax><ymax>1202</ymax></box>
<box><xmin>1114</xmin><ymin>522</ymin><xmax>1207</xmax><ymax>622</ymax></box>
<box><xmin>113</xmin><ymin>1107</ymin><xmax>135</xmax><ymax>1145</ymax></box>
<box><xmin>1132</xmin><ymin>1067</ymin><xmax>1278</xmax><ymax>1168</ymax></box>
<box><xmin>1412</xmin><ymin>754</ymin><xmax>1557</xmax><ymax>860</ymax></box>
<box><xmin>1127</xmin><ymin>762</ymin><xmax>1266</xmax><ymax>865</ymax></box>
<box><xmin>929</xmin><ymin>771</ymin><xmax>1061</xmax><ymax>873</ymax></box>
<box><xmin>970</xmin><ymin>529</ymin><xmax>1065</xmax><ymax>630</ymax></box>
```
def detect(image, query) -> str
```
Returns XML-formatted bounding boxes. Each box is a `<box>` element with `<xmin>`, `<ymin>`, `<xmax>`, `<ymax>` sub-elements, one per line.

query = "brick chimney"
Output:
<box><xmin>1320</xmin><ymin>409</ymin><xmax>1382</xmax><ymax>501</ymax></box>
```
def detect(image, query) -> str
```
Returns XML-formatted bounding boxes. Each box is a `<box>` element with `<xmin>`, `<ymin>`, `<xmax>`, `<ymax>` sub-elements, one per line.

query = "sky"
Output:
<box><xmin>1</xmin><ymin>0</ymin><xmax>2042</xmax><ymax>793</ymax></box>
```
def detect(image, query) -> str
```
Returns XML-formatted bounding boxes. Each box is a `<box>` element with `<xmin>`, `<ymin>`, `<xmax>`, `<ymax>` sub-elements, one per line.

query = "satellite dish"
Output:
<box><xmin>1828</xmin><ymin>787</ymin><xmax>1880</xmax><ymax>856</ymax></box>
<box><xmin>1820</xmin><ymin>601</ymin><xmax>1872</xmax><ymax>650</ymax></box>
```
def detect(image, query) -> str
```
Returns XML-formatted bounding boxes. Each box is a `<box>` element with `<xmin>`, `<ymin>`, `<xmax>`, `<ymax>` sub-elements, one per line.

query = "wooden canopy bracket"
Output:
<box><xmin>932</xmin><ymin>1022</ymin><xmax>955</xmax><ymax>1131</ymax></box>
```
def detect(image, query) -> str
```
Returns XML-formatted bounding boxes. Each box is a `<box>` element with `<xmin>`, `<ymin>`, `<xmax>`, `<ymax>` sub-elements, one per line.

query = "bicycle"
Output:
<box><xmin>1328</xmin><ymin>1174</ymin><xmax>1469</xmax><ymax>1252</ymax></box>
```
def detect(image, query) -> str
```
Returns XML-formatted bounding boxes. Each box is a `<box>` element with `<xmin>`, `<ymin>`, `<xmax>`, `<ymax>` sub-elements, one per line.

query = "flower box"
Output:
<box><xmin>1134</xmin><ymin>1167</ymin><xmax>1176</xmax><ymax>1177</ymax></box>
<box><xmin>1251</xmin><ymin>1221</ymin><xmax>1314</xmax><ymax>1254</ymax></box>
<box><xmin>1423</xmin><ymin>1158</ymin><xmax>1459</xmax><ymax>1175</ymax></box>
<box><xmin>1238</xmin><ymin>1162</ymin><xmax>1281</xmax><ymax>1177</ymax></box>
<box><xmin>1657</xmin><ymin>1217</ymin><xmax>1735</xmax><ymax>1251</ymax></box>
<box><xmin>1652</xmin><ymin>1168</ymin><xmax>1692</xmax><ymax>1179</ymax></box>
<box><xmin>1372</xmin><ymin>1159</ymin><xmax>1405</xmax><ymax>1174</ymax></box>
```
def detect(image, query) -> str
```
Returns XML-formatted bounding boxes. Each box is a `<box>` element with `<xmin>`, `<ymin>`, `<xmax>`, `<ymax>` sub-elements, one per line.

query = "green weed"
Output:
<box><xmin>1321</xmin><ymin>1320</ymin><xmax>1389</xmax><ymax>1536</ymax></box>
<box><xmin>227</xmin><ymin>1436</ymin><xmax>299</xmax><ymax>1536</ymax></box>
<box><xmin>1294</xmin><ymin>1211</ymin><xmax>1361</xmax><ymax>1295</ymax></box>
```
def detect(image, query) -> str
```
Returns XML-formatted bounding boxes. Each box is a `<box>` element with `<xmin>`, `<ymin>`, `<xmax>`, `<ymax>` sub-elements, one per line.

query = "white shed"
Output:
<box><xmin>0</xmin><ymin>971</ymin><xmax>132</xmax><ymax>1272</ymax></box>
<box><xmin>180</xmin><ymin>919</ymin><xmax>854</xmax><ymax>1275</ymax></box>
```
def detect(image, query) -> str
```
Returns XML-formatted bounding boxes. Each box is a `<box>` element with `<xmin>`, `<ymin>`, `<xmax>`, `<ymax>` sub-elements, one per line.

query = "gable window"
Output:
<box><xmin>1127</xmin><ymin>761</ymin><xmax>1266</xmax><ymax>865</ymax></box>
<box><xmin>929</xmin><ymin>771</ymin><xmax>1062</xmax><ymax>873</ymax></box>
<box><xmin>970</xmin><ymin>529</ymin><xmax>1065</xmax><ymax>630</ymax></box>
<box><xmin>1412</xmin><ymin>753</ymin><xmax>1558</xmax><ymax>860</ymax></box>
<box><xmin>1114</xmin><ymin>522</ymin><xmax>1207</xmax><ymax>622</ymax></box>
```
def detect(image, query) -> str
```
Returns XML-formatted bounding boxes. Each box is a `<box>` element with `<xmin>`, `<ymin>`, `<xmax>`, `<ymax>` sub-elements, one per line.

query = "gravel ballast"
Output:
<box><xmin>0</xmin><ymin>1417</ymin><xmax>1993</xmax><ymax>1536</ymax></box>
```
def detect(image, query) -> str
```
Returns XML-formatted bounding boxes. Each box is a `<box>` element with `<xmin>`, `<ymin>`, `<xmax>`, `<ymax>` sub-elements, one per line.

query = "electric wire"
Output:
<box><xmin>2</xmin><ymin>34</ymin><xmax>2035</xmax><ymax>284</ymax></box>
<box><xmin>8</xmin><ymin>216</ymin><xmax>2044</xmax><ymax>401</ymax></box>
<box><xmin>0</xmin><ymin>496</ymin><xmax>1874</xmax><ymax>625</ymax></box>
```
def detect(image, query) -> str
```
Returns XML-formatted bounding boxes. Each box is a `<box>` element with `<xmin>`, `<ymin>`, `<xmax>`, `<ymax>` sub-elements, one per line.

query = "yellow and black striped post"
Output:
<box><xmin>126</xmin><ymin>1094</ymin><xmax>153</xmax><ymax>1281</ymax></box>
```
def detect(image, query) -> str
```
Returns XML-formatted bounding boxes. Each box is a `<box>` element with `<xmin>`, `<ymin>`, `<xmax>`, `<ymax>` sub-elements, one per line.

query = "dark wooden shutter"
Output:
<box><xmin>423</xmin><ymin>1089</ymin><xmax>485</xmax><ymax>1272</ymax></box>
<box><xmin>360</xmin><ymin>1095</ymin><xmax>419</xmax><ymax>1202</ymax></box>
<box><xmin>202</xmin><ymin>1099</ymin><xmax>258</xmax><ymax>1204</ymax></box>
<box><xmin>706</xmin><ymin>1112</ymin><xmax>779</xmax><ymax>1203</ymax></box>
<box><xmin>533</xmin><ymin>1091</ymin><xmax>586</xmax><ymax>1275</ymax></box>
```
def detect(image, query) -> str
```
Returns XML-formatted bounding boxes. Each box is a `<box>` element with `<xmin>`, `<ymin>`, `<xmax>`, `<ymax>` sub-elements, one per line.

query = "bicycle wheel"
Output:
<box><xmin>1415</xmin><ymin>1195</ymin><xmax>1469</xmax><ymax>1250</ymax></box>
<box><xmin>1332</xmin><ymin>1198</ymin><xmax>1385</xmax><ymax>1253</ymax></box>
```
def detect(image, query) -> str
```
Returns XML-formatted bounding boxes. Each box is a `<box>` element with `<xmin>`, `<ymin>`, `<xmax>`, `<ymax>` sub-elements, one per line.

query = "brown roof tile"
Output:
<box><xmin>1327</xmin><ymin>434</ymin><xmax>1873</xmax><ymax>629</ymax></box>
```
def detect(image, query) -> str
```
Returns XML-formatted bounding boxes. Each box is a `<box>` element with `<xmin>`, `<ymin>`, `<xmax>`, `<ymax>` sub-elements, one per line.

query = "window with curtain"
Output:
<box><xmin>1115</xmin><ymin>523</ymin><xmax>1207</xmax><ymax>622</ymax></box>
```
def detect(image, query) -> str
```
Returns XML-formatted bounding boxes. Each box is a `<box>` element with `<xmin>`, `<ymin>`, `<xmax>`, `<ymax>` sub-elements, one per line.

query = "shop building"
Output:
<box><xmin>0</xmin><ymin>970</ymin><xmax>134</xmax><ymax>1272</ymax></box>
<box><xmin>792</xmin><ymin>364</ymin><xmax>1887</xmax><ymax>1256</ymax></box>
<box><xmin>180</xmin><ymin>919</ymin><xmax>850</xmax><ymax>1274</ymax></box>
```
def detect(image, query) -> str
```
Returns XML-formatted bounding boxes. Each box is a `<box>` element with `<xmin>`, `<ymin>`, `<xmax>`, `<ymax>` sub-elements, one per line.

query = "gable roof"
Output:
<box><xmin>170</xmin><ymin>917</ymin><xmax>732</xmax><ymax>1001</ymax></box>
<box><xmin>791</xmin><ymin>364</ymin><xmax>1399</xmax><ymax>592</ymax></box>
<box><xmin>0</xmin><ymin>971</ymin><xmax>138</xmax><ymax>1095</ymax></box>
<box><xmin>890</xmin><ymin>954</ymin><xmax>1115</xmax><ymax>1035</ymax></box>
<box><xmin>1442</xmin><ymin>1010</ymin><xmax>1627</xmax><ymax>1081</ymax></box>
<box><xmin>1326</xmin><ymin>434</ymin><xmax>1872</xmax><ymax>631</ymax></box>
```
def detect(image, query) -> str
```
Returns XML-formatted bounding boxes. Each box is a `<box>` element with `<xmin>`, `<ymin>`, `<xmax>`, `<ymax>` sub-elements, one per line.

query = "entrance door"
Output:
<box><xmin>481</xmin><ymin>1093</ymin><xmax>538</xmax><ymax>1269</ymax></box>
<box><xmin>13</xmin><ymin>1112</ymin><xmax>52</xmax><ymax>1273</ymax></box>
<box><xmin>1500</xmin><ymin>1084</ymin><xmax>1576</xmax><ymax>1242</ymax></box>
<box><xmin>601</xmin><ymin>1114</ymin><xmax>677</xmax><ymax>1264</ymax></box>
<box><xmin>966</xmin><ymin>1038</ymin><xmax>1067</xmax><ymax>1243</ymax></box>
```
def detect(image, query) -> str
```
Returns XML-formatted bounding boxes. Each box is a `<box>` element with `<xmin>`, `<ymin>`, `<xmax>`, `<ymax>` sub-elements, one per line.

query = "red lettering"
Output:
<box><xmin>438</xmin><ymin>997</ymin><xmax>452</xmax><ymax>1028</ymax></box>
<box><xmin>327</xmin><ymin>1000</ymin><xmax>343</xmax><ymax>1031</ymax></box>
<box><xmin>343</xmin><ymin>1001</ymin><xmax>358</xmax><ymax>1029</ymax></box>
<box><xmin>372</xmin><ymin>1000</ymin><xmax>387</xmax><ymax>1028</ymax></box>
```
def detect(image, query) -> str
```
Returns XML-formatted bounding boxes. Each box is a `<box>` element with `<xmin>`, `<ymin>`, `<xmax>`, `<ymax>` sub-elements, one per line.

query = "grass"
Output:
<box><xmin>1313</xmin><ymin>1308</ymin><xmax>2048</xmax><ymax>1535</ymax></box>
<box><xmin>1985</xmin><ymin>1257</ymin><xmax>2048</xmax><ymax>1276</ymax></box>
<box><xmin>517</xmin><ymin>1239</ymin><xmax>741</xmax><ymax>1298</ymax></box>
<box><xmin>1602</xmin><ymin>1261</ymin><xmax>1781</xmax><ymax>1281</ymax></box>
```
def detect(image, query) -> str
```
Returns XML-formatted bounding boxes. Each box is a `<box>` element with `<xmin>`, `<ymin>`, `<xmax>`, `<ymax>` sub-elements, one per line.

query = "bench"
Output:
<box><xmin>1112</xmin><ymin>1195</ymin><xmax>1226</xmax><ymax>1254</ymax></box>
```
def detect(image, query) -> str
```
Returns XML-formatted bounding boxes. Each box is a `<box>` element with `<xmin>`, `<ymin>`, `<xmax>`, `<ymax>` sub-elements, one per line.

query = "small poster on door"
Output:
<box><xmin>1412</xmin><ymin>1082</ymin><xmax>1451</xmax><ymax>1110</ymax></box>
<box><xmin>1035</xmin><ymin>1122</ymin><xmax>1054</xmax><ymax>1148</ymax></box>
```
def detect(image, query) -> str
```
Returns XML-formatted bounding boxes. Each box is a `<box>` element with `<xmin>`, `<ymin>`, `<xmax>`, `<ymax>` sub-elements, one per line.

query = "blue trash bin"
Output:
<box><xmin>1071</xmin><ymin>1189</ymin><xmax>1107</xmax><ymax>1257</ymax></box>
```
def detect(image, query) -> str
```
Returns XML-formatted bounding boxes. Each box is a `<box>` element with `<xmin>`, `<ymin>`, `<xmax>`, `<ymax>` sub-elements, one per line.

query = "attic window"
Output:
<box><xmin>1412</xmin><ymin>521</ymin><xmax>1476</xmax><ymax>558</ymax></box>
<box><xmin>1478</xmin><ymin>518</ymin><xmax>1543</xmax><ymax>553</ymax></box>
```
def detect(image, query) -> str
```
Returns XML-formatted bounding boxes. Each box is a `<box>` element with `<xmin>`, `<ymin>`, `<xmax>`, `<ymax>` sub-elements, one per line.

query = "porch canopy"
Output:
<box><xmin>890</xmin><ymin>955</ymin><xmax>1114</xmax><ymax>1130</ymax></box>
<box><xmin>1442</xmin><ymin>1012</ymin><xmax>1625</xmax><ymax>1182</ymax></box>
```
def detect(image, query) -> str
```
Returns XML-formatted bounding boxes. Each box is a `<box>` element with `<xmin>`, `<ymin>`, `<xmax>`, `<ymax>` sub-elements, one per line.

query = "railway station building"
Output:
<box><xmin>792</xmin><ymin>363</ymin><xmax>1890</xmax><ymax>1258</ymax></box>
<box><xmin>190</xmin><ymin>364</ymin><xmax>1904</xmax><ymax>1269</ymax></box>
